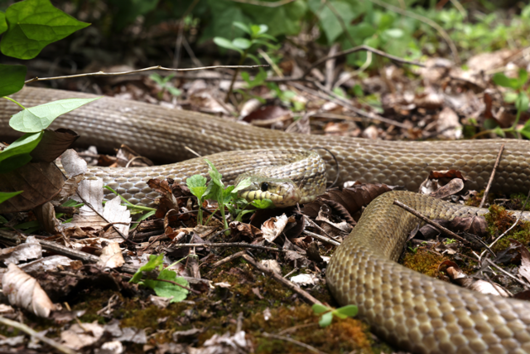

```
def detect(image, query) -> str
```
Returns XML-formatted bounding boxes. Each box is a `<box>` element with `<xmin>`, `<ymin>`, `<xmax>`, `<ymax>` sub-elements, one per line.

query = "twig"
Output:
<box><xmin>155</xmin><ymin>278</ymin><xmax>201</xmax><ymax>295</ymax></box>
<box><xmin>293</xmin><ymin>81</ymin><xmax>408</xmax><ymax>129</ymax></box>
<box><xmin>300</xmin><ymin>44</ymin><xmax>425</xmax><ymax>80</ymax></box>
<box><xmin>368</xmin><ymin>0</ymin><xmax>459</xmax><ymax>64</ymax></box>
<box><xmin>241</xmin><ymin>254</ymin><xmax>322</xmax><ymax>305</ymax></box>
<box><xmin>0</xmin><ymin>316</ymin><xmax>77</xmax><ymax>354</ymax></box>
<box><xmin>39</xmin><ymin>239</ymin><xmax>100</xmax><ymax>263</ymax></box>
<box><xmin>261</xmin><ymin>332</ymin><xmax>328</xmax><ymax>354</ymax></box>
<box><xmin>210</xmin><ymin>250</ymin><xmax>247</xmax><ymax>268</ymax></box>
<box><xmin>393</xmin><ymin>200</ymin><xmax>473</xmax><ymax>245</ymax></box>
<box><xmin>228</xmin><ymin>0</ymin><xmax>297</xmax><ymax>6</ymax></box>
<box><xmin>479</xmin><ymin>145</ymin><xmax>504</xmax><ymax>209</ymax></box>
<box><xmin>479</xmin><ymin>189</ymin><xmax>530</xmax><ymax>262</ymax></box>
<box><xmin>303</xmin><ymin>230</ymin><xmax>340</xmax><ymax>247</ymax></box>
<box><xmin>24</xmin><ymin>65</ymin><xmax>268</xmax><ymax>84</ymax></box>
<box><xmin>171</xmin><ymin>242</ymin><xmax>284</xmax><ymax>252</ymax></box>
<box><xmin>485</xmin><ymin>259</ymin><xmax>529</xmax><ymax>289</ymax></box>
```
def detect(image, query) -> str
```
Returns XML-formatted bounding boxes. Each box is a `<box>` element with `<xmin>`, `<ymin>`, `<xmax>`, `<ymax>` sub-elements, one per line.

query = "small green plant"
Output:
<box><xmin>444</xmin><ymin>238</ymin><xmax>456</xmax><ymax>245</ymax></box>
<box><xmin>0</xmin><ymin>0</ymin><xmax>93</xmax><ymax>205</ymax></box>
<box><xmin>478</xmin><ymin>69</ymin><xmax>530</xmax><ymax>139</ymax></box>
<box><xmin>129</xmin><ymin>254</ymin><xmax>189</xmax><ymax>303</ymax></box>
<box><xmin>213</xmin><ymin>22</ymin><xmax>277</xmax><ymax>102</ymax></box>
<box><xmin>185</xmin><ymin>160</ymin><xmax>273</xmax><ymax>227</ymax></box>
<box><xmin>312</xmin><ymin>304</ymin><xmax>358</xmax><ymax>327</ymax></box>
<box><xmin>149</xmin><ymin>73</ymin><xmax>182</xmax><ymax>100</ymax></box>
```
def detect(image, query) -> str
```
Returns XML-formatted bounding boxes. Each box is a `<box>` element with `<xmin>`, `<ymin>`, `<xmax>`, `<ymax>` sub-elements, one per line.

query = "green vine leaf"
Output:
<box><xmin>0</xmin><ymin>0</ymin><xmax>90</xmax><ymax>60</ymax></box>
<box><xmin>0</xmin><ymin>12</ymin><xmax>7</xmax><ymax>35</ymax></box>
<box><xmin>0</xmin><ymin>64</ymin><xmax>26</xmax><ymax>96</ymax></box>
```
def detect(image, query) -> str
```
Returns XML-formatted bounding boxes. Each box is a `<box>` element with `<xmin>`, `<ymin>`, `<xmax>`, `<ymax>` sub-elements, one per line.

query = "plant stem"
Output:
<box><xmin>3</xmin><ymin>96</ymin><xmax>26</xmax><ymax>110</ymax></box>
<box><xmin>224</xmin><ymin>49</ymin><xmax>248</xmax><ymax>103</ymax></box>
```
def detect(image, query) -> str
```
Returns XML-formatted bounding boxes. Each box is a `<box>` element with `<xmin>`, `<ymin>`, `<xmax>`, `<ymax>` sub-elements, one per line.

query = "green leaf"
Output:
<box><xmin>213</xmin><ymin>37</ymin><xmax>243</xmax><ymax>54</ymax></box>
<box><xmin>334</xmin><ymin>305</ymin><xmax>358</xmax><ymax>318</ymax></box>
<box><xmin>187</xmin><ymin>175</ymin><xmax>208</xmax><ymax>199</ymax></box>
<box><xmin>0</xmin><ymin>64</ymin><xmax>26</xmax><ymax>96</ymax></box>
<box><xmin>167</xmin><ymin>87</ymin><xmax>182</xmax><ymax>97</ymax></box>
<box><xmin>251</xmin><ymin>199</ymin><xmax>274</xmax><ymax>209</ymax></box>
<box><xmin>149</xmin><ymin>73</ymin><xmax>164</xmax><ymax>85</ymax></box>
<box><xmin>0</xmin><ymin>131</ymin><xmax>42</xmax><ymax>165</ymax></box>
<box><xmin>143</xmin><ymin>268</ymin><xmax>189</xmax><ymax>303</ymax></box>
<box><xmin>516</xmin><ymin>92</ymin><xmax>529</xmax><ymax>112</ymax></box>
<box><xmin>129</xmin><ymin>254</ymin><xmax>164</xmax><ymax>283</ymax></box>
<box><xmin>232</xmin><ymin>177</ymin><xmax>252</xmax><ymax>194</ymax></box>
<box><xmin>233</xmin><ymin>21</ymin><xmax>251</xmax><ymax>34</ymax></box>
<box><xmin>1</xmin><ymin>0</ymin><xmax>90</xmax><ymax>60</ymax></box>
<box><xmin>518</xmin><ymin>69</ymin><xmax>528</xmax><ymax>87</ymax></box>
<box><xmin>205</xmin><ymin>159</ymin><xmax>224</xmax><ymax>188</ymax></box>
<box><xmin>384</xmin><ymin>28</ymin><xmax>404</xmax><ymax>38</ymax></box>
<box><xmin>493</xmin><ymin>126</ymin><xmax>506</xmax><ymax>138</ymax></box>
<box><xmin>319</xmin><ymin>311</ymin><xmax>333</xmax><ymax>327</ymax></box>
<box><xmin>0</xmin><ymin>190</ymin><xmax>23</xmax><ymax>204</ymax></box>
<box><xmin>0</xmin><ymin>11</ymin><xmax>7</xmax><ymax>35</ymax></box>
<box><xmin>352</xmin><ymin>84</ymin><xmax>364</xmax><ymax>97</ymax></box>
<box><xmin>10</xmin><ymin>97</ymin><xmax>99</xmax><ymax>133</ymax></box>
<box><xmin>492</xmin><ymin>72</ymin><xmax>520</xmax><ymax>89</ymax></box>
<box><xmin>312</xmin><ymin>304</ymin><xmax>330</xmax><ymax>314</ymax></box>
<box><xmin>251</xmin><ymin>24</ymin><xmax>268</xmax><ymax>35</ymax></box>
<box><xmin>233</xmin><ymin>38</ymin><xmax>251</xmax><ymax>50</ymax></box>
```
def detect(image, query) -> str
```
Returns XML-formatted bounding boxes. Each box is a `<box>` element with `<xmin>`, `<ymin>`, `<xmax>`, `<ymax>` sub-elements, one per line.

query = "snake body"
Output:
<box><xmin>2</xmin><ymin>88</ymin><xmax>530</xmax><ymax>353</ymax></box>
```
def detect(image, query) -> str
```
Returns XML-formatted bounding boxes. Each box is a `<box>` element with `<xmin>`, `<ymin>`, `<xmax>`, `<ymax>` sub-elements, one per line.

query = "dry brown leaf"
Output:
<box><xmin>60</xmin><ymin>322</ymin><xmax>105</xmax><ymax>350</ymax></box>
<box><xmin>2</xmin><ymin>263</ymin><xmax>56</xmax><ymax>318</ymax></box>
<box><xmin>0</xmin><ymin>236</ymin><xmax>42</xmax><ymax>265</ymax></box>
<box><xmin>97</xmin><ymin>242</ymin><xmax>124</xmax><ymax>268</ymax></box>
<box><xmin>261</xmin><ymin>214</ymin><xmax>288</xmax><ymax>243</ymax></box>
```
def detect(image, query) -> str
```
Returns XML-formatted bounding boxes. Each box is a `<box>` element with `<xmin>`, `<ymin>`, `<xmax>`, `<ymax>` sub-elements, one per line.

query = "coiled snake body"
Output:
<box><xmin>2</xmin><ymin>88</ymin><xmax>530</xmax><ymax>353</ymax></box>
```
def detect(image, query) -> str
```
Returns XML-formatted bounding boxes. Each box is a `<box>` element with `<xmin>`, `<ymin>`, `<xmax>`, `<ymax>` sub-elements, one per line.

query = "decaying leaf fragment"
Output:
<box><xmin>2</xmin><ymin>263</ymin><xmax>56</xmax><ymax>317</ymax></box>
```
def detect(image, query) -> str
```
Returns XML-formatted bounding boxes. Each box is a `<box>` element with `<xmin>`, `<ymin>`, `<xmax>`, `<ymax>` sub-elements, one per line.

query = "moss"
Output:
<box><xmin>402</xmin><ymin>248</ymin><xmax>447</xmax><ymax>278</ymax></box>
<box><xmin>485</xmin><ymin>204</ymin><xmax>530</xmax><ymax>252</ymax></box>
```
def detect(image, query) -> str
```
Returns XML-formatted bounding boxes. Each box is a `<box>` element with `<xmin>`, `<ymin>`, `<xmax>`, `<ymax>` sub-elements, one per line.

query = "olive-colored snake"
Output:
<box><xmin>2</xmin><ymin>88</ymin><xmax>530</xmax><ymax>353</ymax></box>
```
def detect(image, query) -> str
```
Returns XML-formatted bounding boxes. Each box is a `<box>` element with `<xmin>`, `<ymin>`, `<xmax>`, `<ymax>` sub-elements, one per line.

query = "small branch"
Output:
<box><xmin>210</xmin><ymin>250</ymin><xmax>247</xmax><ymax>268</ymax></box>
<box><xmin>241</xmin><ymin>254</ymin><xmax>322</xmax><ymax>305</ymax></box>
<box><xmin>479</xmin><ymin>144</ymin><xmax>504</xmax><ymax>209</ymax></box>
<box><xmin>24</xmin><ymin>65</ymin><xmax>268</xmax><ymax>84</ymax></box>
<box><xmin>303</xmin><ymin>230</ymin><xmax>340</xmax><ymax>247</ymax></box>
<box><xmin>368</xmin><ymin>0</ymin><xmax>459</xmax><ymax>64</ymax></box>
<box><xmin>300</xmin><ymin>44</ymin><xmax>425</xmax><ymax>80</ymax></box>
<box><xmin>261</xmin><ymin>332</ymin><xmax>328</xmax><ymax>354</ymax></box>
<box><xmin>393</xmin><ymin>200</ymin><xmax>473</xmax><ymax>245</ymax></box>
<box><xmin>0</xmin><ymin>316</ymin><xmax>77</xmax><ymax>354</ymax></box>
<box><xmin>228</xmin><ymin>0</ymin><xmax>297</xmax><ymax>6</ymax></box>
<box><xmin>171</xmin><ymin>242</ymin><xmax>284</xmax><ymax>252</ymax></box>
<box><xmin>155</xmin><ymin>278</ymin><xmax>201</xmax><ymax>295</ymax></box>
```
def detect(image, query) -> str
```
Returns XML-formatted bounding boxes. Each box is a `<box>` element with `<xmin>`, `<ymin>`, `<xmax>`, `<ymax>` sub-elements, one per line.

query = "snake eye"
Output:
<box><xmin>261</xmin><ymin>182</ymin><xmax>269</xmax><ymax>192</ymax></box>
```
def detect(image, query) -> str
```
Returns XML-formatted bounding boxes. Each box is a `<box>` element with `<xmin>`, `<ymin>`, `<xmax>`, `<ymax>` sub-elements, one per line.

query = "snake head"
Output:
<box><xmin>235</xmin><ymin>177</ymin><xmax>302</xmax><ymax>207</ymax></box>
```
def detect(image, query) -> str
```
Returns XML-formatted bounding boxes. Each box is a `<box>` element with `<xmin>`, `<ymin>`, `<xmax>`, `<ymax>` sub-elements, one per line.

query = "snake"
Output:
<box><xmin>2</xmin><ymin>87</ymin><xmax>530</xmax><ymax>353</ymax></box>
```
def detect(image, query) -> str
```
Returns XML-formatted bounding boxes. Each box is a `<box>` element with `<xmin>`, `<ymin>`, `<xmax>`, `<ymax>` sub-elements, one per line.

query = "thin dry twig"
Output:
<box><xmin>241</xmin><ymin>254</ymin><xmax>322</xmax><ymax>305</ymax></box>
<box><xmin>479</xmin><ymin>189</ymin><xmax>530</xmax><ymax>262</ymax></box>
<box><xmin>261</xmin><ymin>332</ymin><xmax>329</xmax><ymax>354</ymax></box>
<box><xmin>228</xmin><ymin>0</ymin><xmax>297</xmax><ymax>6</ymax></box>
<box><xmin>24</xmin><ymin>64</ymin><xmax>267</xmax><ymax>84</ymax></box>
<box><xmin>368</xmin><ymin>0</ymin><xmax>459</xmax><ymax>64</ymax></box>
<box><xmin>172</xmin><ymin>242</ymin><xmax>284</xmax><ymax>252</ymax></box>
<box><xmin>303</xmin><ymin>230</ymin><xmax>341</xmax><ymax>247</ymax></box>
<box><xmin>210</xmin><ymin>250</ymin><xmax>247</xmax><ymax>268</ymax></box>
<box><xmin>0</xmin><ymin>316</ymin><xmax>77</xmax><ymax>354</ymax></box>
<box><xmin>300</xmin><ymin>44</ymin><xmax>425</xmax><ymax>80</ymax></box>
<box><xmin>479</xmin><ymin>144</ymin><xmax>505</xmax><ymax>209</ymax></box>
<box><xmin>393</xmin><ymin>200</ymin><xmax>473</xmax><ymax>245</ymax></box>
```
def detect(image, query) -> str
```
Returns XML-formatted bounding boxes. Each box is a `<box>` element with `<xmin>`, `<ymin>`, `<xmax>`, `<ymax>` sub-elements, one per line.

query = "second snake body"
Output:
<box><xmin>2</xmin><ymin>88</ymin><xmax>530</xmax><ymax>353</ymax></box>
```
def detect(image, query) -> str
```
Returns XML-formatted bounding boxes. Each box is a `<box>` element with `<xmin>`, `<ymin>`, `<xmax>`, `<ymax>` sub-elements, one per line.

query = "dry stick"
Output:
<box><xmin>210</xmin><ymin>250</ymin><xmax>247</xmax><ymax>268</ymax></box>
<box><xmin>229</xmin><ymin>0</ymin><xmax>297</xmax><ymax>6</ymax></box>
<box><xmin>0</xmin><ymin>316</ymin><xmax>77</xmax><ymax>354</ymax></box>
<box><xmin>393</xmin><ymin>200</ymin><xmax>474</xmax><ymax>246</ymax></box>
<box><xmin>24</xmin><ymin>64</ymin><xmax>268</xmax><ymax>84</ymax></box>
<box><xmin>478</xmin><ymin>189</ymin><xmax>530</xmax><ymax>262</ymax></box>
<box><xmin>368</xmin><ymin>0</ymin><xmax>459</xmax><ymax>64</ymax></box>
<box><xmin>292</xmin><ymin>81</ymin><xmax>408</xmax><ymax>129</ymax></box>
<box><xmin>478</xmin><ymin>145</ymin><xmax>505</xmax><ymax>209</ymax></box>
<box><xmin>173</xmin><ymin>0</ymin><xmax>201</xmax><ymax>68</ymax></box>
<box><xmin>240</xmin><ymin>254</ymin><xmax>322</xmax><ymax>305</ymax></box>
<box><xmin>300</xmin><ymin>44</ymin><xmax>425</xmax><ymax>80</ymax></box>
<box><xmin>261</xmin><ymin>332</ymin><xmax>329</xmax><ymax>354</ymax></box>
<box><xmin>39</xmin><ymin>239</ymin><xmax>100</xmax><ymax>263</ymax></box>
<box><xmin>171</xmin><ymin>242</ymin><xmax>284</xmax><ymax>252</ymax></box>
<box><xmin>303</xmin><ymin>230</ymin><xmax>340</xmax><ymax>247</ymax></box>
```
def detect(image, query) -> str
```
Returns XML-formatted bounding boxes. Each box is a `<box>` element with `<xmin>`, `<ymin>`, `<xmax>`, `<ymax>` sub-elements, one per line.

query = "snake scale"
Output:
<box><xmin>2</xmin><ymin>87</ymin><xmax>530</xmax><ymax>353</ymax></box>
